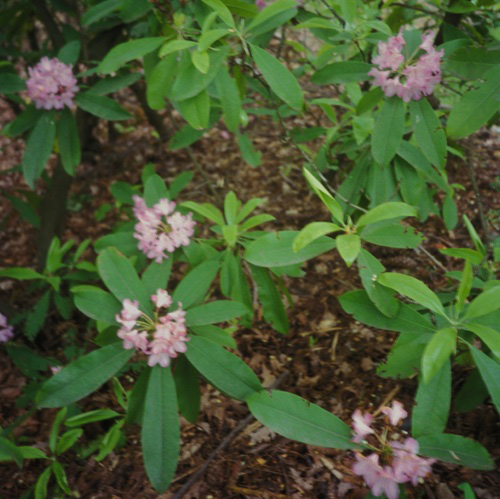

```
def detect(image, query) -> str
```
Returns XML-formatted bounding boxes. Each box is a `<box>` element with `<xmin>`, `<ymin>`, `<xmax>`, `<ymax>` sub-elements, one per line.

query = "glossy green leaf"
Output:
<box><xmin>412</xmin><ymin>360</ymin><xmax>451</xmax><ymax>438</ymax></box>
<box><xmin>98</xmin><ymin>37</ymin><xmax>166</xmax><ymax>74</ymax></box>
<box><xmin>356</xmin><ymin>202</ymin><xmax>417</xmax><ymax>230</ymax></box>
<box><xmin>214</xmin><ymin>66</ymin><xmax>242</xmax><ymax>131</ymax></box>
<box><xmin>181</xmin><ymin>201</ymin><xmax>225</xmax><ymax>225</ymax></box>
<box><xmin>185</xmin><ymin>300</ymin><xmax>249</xmax><ymax>326</ymax></box>
<box><xmin>447</xmin><ymin>67</ymin><xmax>500</xmax><ymax>139</ymax></box>
<box><xmin>293</xmin><ymin>222</ymin><xmax>343</xmax><ymax>252</ymax></box>
<box><xmin>247</xmin><ymin>390</ymin><xmax>353</xmax><ymax>449</ymax></box>
<box><xmin>146</xmin><ymin>54</ymin><xmax>178</xmax><ymax>110</ymax></box>
<box><xmin>469</xmin><ymin>345</ymin><xmax>500</xmax><ymax>413</ymax></box>
<box><xmin>246</xmin><ymin>0</ymin><xmax>297</xmax><ymax>33</ymax></box>
<box><xmin>191</xmin><ymin>50</ymin><xmax>210</xmax><ymax>74</ymax></box>
<box><xmin>65</xmin><ymin>409</ymin><xmax>120</xmax><ymax>427</ymax></box>
<box><xmin>359</xmin><ymin>221</ymin><xmax>423</xmax><ymax>248</ymax></box>
<box><xmin>185</xmin><ymin>336</ymin><xmax>262</xmax><ymax>400</ymax></box>
<box><xmin>37</xmin><ymin>343</ymin><xmax>133</xmax><ymax>408</ymax></box>
<box><xmin>462</xmin><ymin>324</ymin><xmax>500</xmax><ymax>360</ymax></box>
<box><xmin>142</xmin><ymin>259</ymin><xmax>173</xmax><ymax>296</ymax></box>
<box><xmin>75</xmin><ymin>93</ymin><xmax>132</xmax><ymax>120</ymax></box>
<box><xmin>422</xmin><ymin>327</ymin><xmax>457</xmax><ymax>384</ymax></box>
<box><xmin>94</xmin><ymin>231</ymin><xmax>137</xmax><ymax>256</ymax></box>
<box><xmin>97</xmin><ymin>248</ymin><xmax>152</xmax><ymax>315</ymax></box>
<box><xmin>371</xmin><ymin>97</ymin><xmax>405</xmax><ymax>166</ymax></box>
<box><xmin>56</xmin><ymin>429</ymin><xmax>83</xmax><ymax>455</ymax></box>
<box><xmin>158</xmin><ymin>40</ymin><xmax>197</xmax><ymax>58</ymax></box>
<box><xmin>35</xmin><ymin>466</ymin><xmax>52</xmax><ymax>499</ymax></box>
<box><xmin>378</xmin><ymin>272</ymin><xmax>447</xmax><ymax>317</ymax></box>
<box><xmin>72</xmin><ymin>285</ymin><xmax>121</xmax><ymax>324</ymax></box>
<box><xmin>463</xmin><ymin>286</ymin><xmax>500</xmax><ymax>321</ymax></box>
<box><xmin>250</xmin><ymin>44</ymin><xmax>303</xmax><ymax>111</ymax></box>
<box><xmin>336</xmin><ymin>234</ymin><xmax>361</xmax><ymax>267</ymax></box>
<box><xmin>141</xmin><ymin>366</ymin><xmax>179</xmax><ymax>492</ymax></box>
<box><xmin>239</xmin><ymin>214</ymin><xmax>275</xmax><ymax>232</ymax></box>
<box><xmin>201</xmin><ymin>0</ymin><xmax>235</xmax><ymax>26</ymax></box>
<box><xmin>57</xmin><ymin>108</ymin><xmax>81</xmax><ymax>176</ymax></box>
<box><xmin>177</xmin><ymin>90</ymin><xmax>210</xmax><ymax>129</ymax></box>
<box><xmin>418</xmin><ymin>434</ymin><xmax>494</xmax><ymax>470</ymax></box>
<box><xmin>173</xmin><ymin>355</ymin><xmax>200</xmax><ymax>423</ymax></box>
<box><xmin>245</xmin><ymin>231</ymin><xmax>336</xmax><ymax>267</ymax></box>
<box><xmin>22</xmin><ymin>113</ymin><xmax>56</xmax><ymax>188</ymax></box>
<box><xmin>172</xmin><ymin>259</ymin><xmax>220</xmax><ymax>309</ymax></box>
<box><xmin>144</xmin><ymin>173</ymin><xmax>169</xmax><ymax>206</ymax></box>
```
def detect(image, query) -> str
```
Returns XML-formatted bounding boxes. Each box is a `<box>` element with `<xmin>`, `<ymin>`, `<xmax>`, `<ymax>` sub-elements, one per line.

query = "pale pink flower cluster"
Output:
<box><xmin>369</xmin><ymin>32</ymin><xmax>444</xmax><ymax>102</ymax></box>
<box><xmin>26</xmin><ymin>57</ymin><xmax>79</xmax><ymax>110</ymax></box>
<box><xmin>116</xmin><ymin>291</ymin><xmax>189</xmax><ymax>368</ymax></box>
<box><xmin>352</xmin><ymin>401</ymin><xmax>435</xmax><ymax>499</ymax></box>
<box><xmin>133</xmin><ymin>196</ymin><xmax>196</xmax><ymax>263</ymax></box>
<box><xmin>0</xmin><ymin>313</ymin><xmax>14</xmax><ymax>343</ymax></box>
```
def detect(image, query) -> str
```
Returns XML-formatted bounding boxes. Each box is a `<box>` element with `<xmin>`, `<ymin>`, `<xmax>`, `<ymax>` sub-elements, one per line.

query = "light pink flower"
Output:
<box><xmin>381</xmin><ymin>401</ymin><xmax>408</xmax><ymax>426</ymax></box>
<box><xmin>352</xmin><ymin>409</ymin><xmax>374</xmax><ymax>442</ymax></box>
<box><xmin>115</xmin><ymin>299</ymin><xmax>142</xmax><ymax>330</ymax></box>
<box><xmin>370</xmin><ymin>31</ymin><xmax>443</xmax><ymax>102</ymax></box>
<box><xmin>0</xmin><ymin>313</ymin><xmax>14</xmax><ymax>343</ymax></box>
<box><xmin>353</xmin><ymin>453</ymin><xmax>400</xmax><ymax>499</ymax></box>
<box><xmin>117</xmin><ymin>328</ymin><xmax>149</xmax><ymax>352</ymax></box>
<box><xmin>152</xmin><ymin>289</ymin><xmax>173</xmax><ymax>309</ymax></box>
<box><xmin>391</xmin><ymin>438</ymin><xmax>435</xmax><ymax>486</ymax></box>
<box><xmin>132</xmin><ymin>195</ymin><xmax>196</xmax><ymax>263</ymax></box>
<box><xmin>26</xmin><ymin>57</ymin><xmax>78</xmax><ymax>110</ymax></box>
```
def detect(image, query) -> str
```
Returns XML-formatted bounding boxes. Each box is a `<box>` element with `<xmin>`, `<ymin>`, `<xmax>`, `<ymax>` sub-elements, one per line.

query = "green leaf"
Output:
<box><xmin>144</xmin><ymin>173</ymin><xmax>169</xmax><ymax>206</ymax></box>
<box><xmin>98</xmin><ymin>37</ymin><xmax>166</xmax><ymax>74</ymax></box>
<box><xmin>454</xmin><ymin>368</ymin><xmax>488</xmax><ymax>413</ymax></box>
<box><xmin>172</xmin><ymin>259</ymin><xmax>220</xmax><ymax>309</ymax></box>
<box><xmin>220</xmin><ymin>252</ymin><xmax>252</xmax><ymax>318</ymax></box>
<box><xmin>412</xmin><ymin>360</ymin><xmax>451</xmax><ymax>438</ymax></box>
<box><xmin>75</xmin><ymin>93</ymin><xmax>132</xmax><ymax>121</ymax></box>
<box><xmin>371</xmin><ymin>97</ymin><xmax>405</xmax><ymax>166</ymax></box>
<box><xmin>0</xmin><ymin>437</ymin><xmax>23</xmax><ymax>467</ymax></box>
<box><xmin>0</xmin><ymin>267</ymin><xmax>44</xmax><ymax>280</ymax></box>
<box><xmin>146</xmin><ymin>54</ymin><xmax>178</xmax><ymax>110</ymax></box>
<box><xmin>336</xmin><ymin>234</ymin><xmax>361</xmax><ymax>267</ymax></box>
<box><xmin>191</xmin><ymin>50</ymin><xmax>210</xmax><ymax>74</ymax></box>
<box><xmin>360</xmin><ymin>221</ymin><xmax>423</xmax><ymax>248</ymax></box>
<box><xmin>447</xmin><ymin>67</ymin><xmax>500</xmax><ymax>139</ymax></box>
<box><xmin>186</xmin><ymin>300</ymin><xmax>248</xmax><ymax>326</ymax></box>
<box><xmin>462</xmin><ymin>324</ymin><xmax>500</xmax><ymax>360</ymax></box>
<box><xmin>56</xmin><ymin>429</ymin><xmax>83</xmax><ymax>455</ymax></box>
<box><xmin>35</xmin><ymin>466</ymin><xmax>52</xmax><ymax>499</ymax></box>
<box><xmin>245</xmin><ymin>230</ymin><xmax>336</xmax><ymax>267</ymax></box>
<box><xmin>72</xmin><ymin>285</ymin><xmax>121</xmax><ymax>323</ymax></box>
<box><xmin>249</xmin><ymin>265</ymin><xmax>289</xmax><ymax>334</ymax></box>
<box><xmin>198</xmin><ymin>28</ymin><xmax>231</xmax><ymax>52</ymax></box>
<box><xmin>239</xmin><ymin>214</ymin><xmax>275</xmax><ymax>232</ymax></box>
<box><xmin>52</xmin><ymin>461</ymin><xmax>71</xmax><ymax>494</ymax></box>
<box><xmin>82</xmin><ymin>0</ymin><xmax>121</xmax><ymax>25</ymax></box>
<box><xmin>223</xmin><ymin>191</ymin><xmax>239</xmax><ymax>224</ymax></box>
<box><xmin>201</xmin><ymin>0</ymin><xmax>235</xmax><ymax>27</ymax></box>
<box><xmin>311</xmin><ymin>61</ymin><xmax>372</xmax><ymax>84</ymax></box>
<box><xmin>293</xmin><ymin>222</ymin><xmax>343</xmax><ymax>252</ymax></box>
<box><xmin>126</xmin><ymin>368</ymin><xmax>150</xmax><ymax>425</ymax></box>
<box><xmin>378</xmin><ymin>272</ymin><xmax>447</xmax><ymax>317</ymax></box>
<box><xmin>173</xmin><ymin>356</ymin><xmax>200</xmax><ymax>423</ymax></box>
<box><xmin>191</xmin><ymin>325</ymin><xmax>237</xmax><ymax>348</ymax></box>
<box><xmin>250</xmin><ymin>44</ymin><xmax>303</xmax><ymax>111</ymax></box>
<box><xmin>25</xmin><ymin>290</ymin><xmax>51</xmax><ymax>341</ymax></box>
<box><xmin>246</xmin><ymin>390</ymin><xmax>353</xmax><ymax>449</ymax></box>
<box><xmin>410</xmin><ymin>98</ymin><xmax>447</xmax><ymax>169</ymax></box>
<box><xmin>170</xmin><ymin>47</ymin><xmax>229</xmax><ymax>101</ymax></box>
<box><xmin>469</xmin><ymin>346</ymin><xmax>500</xmax><ymax>413</ymax></box>
<box><xmin>356</xmin><ymin>202</ymin><xmax>417</xmax><ymax>230</ymax></box>
<box><xmin>456</xmin><ymin>259</ymin><xmax>473</xmax><ymax>314</ymax></box>
<box><xmin>37</xmin><ymin>343</ymin><xmax>133</xmax><ymax>408</ymax></box>
<box><xmin>169</xmin><ymin>125</ymin><xmax>204</xmax><ymax>150</ymax></box>
<box><xmin>236</xmin><ymin>130</ymin><xmax>262</xmax><ymax>166</ymax></box>
<box><xmin>214</xmin><ymin>66</ymin><xmax>242</xmax><ymax>132</ymax></box>
<box><xmin>339</xmin><ymin>290</ymin><xmax>434</xmax><ymax>336</ymax></box>
<box><xmin>422</xmin><ymin>327</ymin><xmax>457</xmax><ymax>384</ymax></box>
<box><xmin>181</xmin><ymin>201</ymin><xmax>225</xmax><ymax>225</ymax></box>
<box><xmin>440</xmin><ymin>248</ymin><xmax>483</xmax><ymax>265</ymax></box>
<box><xmin>142</xmin><ymin>366</ymin><xmax>180</xmax><ymax>492</ymax></box>
<box><xmin>185</xmin><ymin>336</ymin><xmax>262</xmax><ymax>400</ymax></box>
<box><xmin>94</xmin><ymin>231</ymin><xmax>137</xmax><ymax>256</ymax></box>
<box><xmin>58</xmin><ymin>108</ymin><xmax>80</xmax><ymax>176</ymax></box>
<box><xmin>177</xmin><ymin>89</ymin><xmax>210</xmax><ymax>129</ymax></box>
<box><xmin>22</xmin><ymin>113</ymin><xmax>56</xmax><ymax>188</ymax></box>
<box><xmin>57</xmin><ymin>40</ymin><xmax>81</xmax><ymax>65</ymax></box>
<box><xmin>357</xmin><ymin>249</ymin><xmax>399</xmax><ymax>318</ymax></box>
<box><xmin>418</xmin><ymin>434</ymin><xmax>494</xmax><ymax>470</ymax></box>
<box><xmin>463</xmin><ymin>286</ymin><xmax>500</xmax><ymax>321</ymax></box>
<box><xmin>246</xmin><ymin>0</ymin><xmax>297</xmax><ymax>33</ymax></box>
<box><xmin>142</xmin><ymin>259</ymin><xmax>173</xmax><ymax>296</ymax></box>
<box><xmin>97</xmin><ymin>248</ymin><xmax>152</xmax><ymax>315</ymax></box>
<box><xmin>89</xmin><ymin>72</ymin><xmax>142</xmax><ymax>95</ymax></box>
<box><xmin>446</xmin><ymin>48</ymin><xmax>500</xmax><ymax>80</ymax></box>
<box><xmin>0</xmin><ymin>73</ymin><xmax>26</xmax><ymax>93</ymax></box>
<box><xmin>65</xmin><ymin>409</ymin><xmax>120</xmax><ymax>427</ymax></box>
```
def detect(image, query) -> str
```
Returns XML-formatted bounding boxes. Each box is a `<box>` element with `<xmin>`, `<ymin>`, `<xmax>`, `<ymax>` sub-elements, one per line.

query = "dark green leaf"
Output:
<box><xmin>75</xmin><ymin>93</ymin><xmax>132</xmax><ymax>120</ymax></box>
<box><xmin>173</xmin><ymin>355</ymin><xmax>200</xmax><ymax>423</ymax></box>
<box><xmin>469</xmin><ymin>346</ymin><xmax>500</xmax><ymax>413</ymax></box>
<box><xmin>25</xmin><ymin>290</ymin><xmax>51</xmax><ymax>341</ymax></box>
<box><xmin>58</xmin><ymin>108</ymin><xmax>80</xmax><ymax>175</ymax></box>
<box><xmin>185</xmin><ymin>300</ymin><xmax>249</xmax><ymax>326</ymax></box>
<box><xmin>312</xmin><ymin>61</ymin><xmax>372</xmax><ymax>84</ymax></box>
<box><xmin>72</xmin><ymin>285</ymin><xmax>121</xmax><ymax>324</ymax></box>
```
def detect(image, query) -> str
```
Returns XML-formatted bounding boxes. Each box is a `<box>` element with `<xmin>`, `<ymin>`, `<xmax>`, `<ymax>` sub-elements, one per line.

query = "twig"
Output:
<box><xmin>415</xmin><ymin>244</ymin><xmax>448</xmax><ymax>273</ymax></box>
<box><xmin>172</xmin><ymin>371</ymin><xmax>290</xmax><ymax>499</ymax></box>
<box><xmin>228</xmin><ymin>484</ymin><xmax>289</xmax><ymax>498</ymax></box>
<box><xmin>373</xmin><ymin>386</ymin><xmax>400</xmax><ymax>417</ymax></box>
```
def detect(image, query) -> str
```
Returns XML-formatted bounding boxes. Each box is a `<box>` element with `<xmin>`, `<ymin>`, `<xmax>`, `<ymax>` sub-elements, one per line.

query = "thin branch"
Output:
<box><xmin>172</xmin><ymin>371</ymin><xmax>289</xmax><ymax>499</ymax></box>
<box><xmin>415</xmin><ymin>244</ymin><xmax>448</xmax><ymax>273</ymax></box>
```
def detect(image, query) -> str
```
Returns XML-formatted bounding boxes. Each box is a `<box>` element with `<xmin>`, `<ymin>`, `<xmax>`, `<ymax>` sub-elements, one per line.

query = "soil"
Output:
<box><xmin>0</xmin><ymin>86</ymin><xmax>499</xmax><ymax>499</ymax></box>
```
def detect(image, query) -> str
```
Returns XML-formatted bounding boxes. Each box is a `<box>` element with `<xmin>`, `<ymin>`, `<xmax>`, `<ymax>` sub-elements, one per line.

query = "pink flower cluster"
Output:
<box><xmin>369</xmin><ymin>32</ymin><xmax>444</xmax><ymax>102</ymax></box>
<box><xmin>26</xmin><ymin>57</ymin><xmax>79</xmax><ymax>110</ymax></box>
<box><xmin>133</xmin><ymin>196</ymin><xmax>196</xmax><ymax>263</ymax></box>
<box><xmin>0</xmin><ymin>313</ymin><xmax>14</xmax><ymax>343</ymax></box>
<box><xmin>116</xmin><ymin>290</ymin><xmax>189</xmax><ymax>368</ymax></box>
<box><xmin>351</xmin><ymin>401</ymin><xmax>435</xmax><ymax>499</ymax></box>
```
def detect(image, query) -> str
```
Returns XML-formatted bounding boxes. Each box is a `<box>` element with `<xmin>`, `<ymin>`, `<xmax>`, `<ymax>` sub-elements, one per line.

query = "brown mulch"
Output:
<box><xmin>0</xmin><ymin>90</ymin><xmax>499</xmax><ymax>499</ymax></box>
